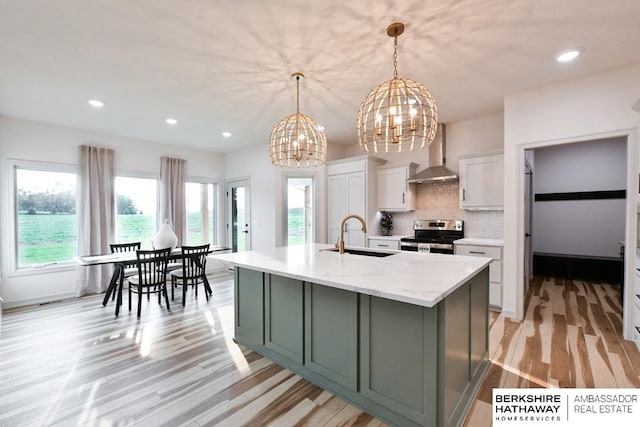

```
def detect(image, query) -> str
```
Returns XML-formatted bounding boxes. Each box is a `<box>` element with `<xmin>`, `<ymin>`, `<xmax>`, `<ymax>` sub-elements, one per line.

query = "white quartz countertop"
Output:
<box><xmin>454</xmin><ymin>238</ymin><xmax>504</xmax><ymax>247</ymax></box>
<box><xmin>209</xmin><ymin>243</ymin><xmax>491</xmax><ymax>308</ymax></box>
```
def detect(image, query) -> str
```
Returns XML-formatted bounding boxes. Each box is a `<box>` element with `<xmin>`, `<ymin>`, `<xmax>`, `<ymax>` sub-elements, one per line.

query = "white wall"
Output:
<box><xmin>532</xmin><ymin>138</ymin><xmax>626</xmax><ymax>257</ymax></box>
<box><xmin>223</xmin><ymin>140</ymin><xmax>350</xmax><ymax>252</ymax></box>
<box><xmin>0</xmin><ymin>115</ymin><xmax>225</xmax><ymax>307</ymax></box>
<box><xmin>342</xmin><ymin>113</ymin><xmax>504</xmax><ymax>173</ymax></box>
<box><xmin>224</xmin><ymin>144</ymin><xmax>277</xmax><ymax>251</ymax></box>
<box><xmin>340</xmin><ymin>114</ymin><xmax>505</xmax><ymax>238</ymax></box>
<box><xmin>504</xmin><ymin>63</ymin><xmax>640</xmax><ymax>327</ymax></box>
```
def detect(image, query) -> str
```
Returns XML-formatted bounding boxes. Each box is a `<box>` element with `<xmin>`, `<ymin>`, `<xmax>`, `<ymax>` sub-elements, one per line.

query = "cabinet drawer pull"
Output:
<box><xmin>469</xmin><ymin>251</ymin><xmax>486</xmax><ymax>255</ymax></box>
<box><xmin>463</xmin><ymin>188</ymin><xmax>466</xmax><ymax>201</ymax></box>
<box><xmin>377</xmin><ymin>244</ymin><xmax>389</xmax><ymax>247</ymax></box>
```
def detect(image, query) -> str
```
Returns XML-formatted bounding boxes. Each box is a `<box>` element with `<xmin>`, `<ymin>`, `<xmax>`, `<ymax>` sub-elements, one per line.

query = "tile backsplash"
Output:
<box><xmin>378</xmin><ymin>183</ymin><xmax>504</xmax><ymax>238</ymax></box>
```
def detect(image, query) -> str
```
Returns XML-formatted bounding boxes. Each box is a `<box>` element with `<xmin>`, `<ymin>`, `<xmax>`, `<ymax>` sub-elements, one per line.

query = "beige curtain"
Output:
<box><xmin>76</xmin><ymin>145</ymin><xmax>116</xmax><ymax>296</ymax></box>
<box><xmin>159</xmin><ymin>157</ymin><xmax>186</xmax><ymax>245</ymax></box>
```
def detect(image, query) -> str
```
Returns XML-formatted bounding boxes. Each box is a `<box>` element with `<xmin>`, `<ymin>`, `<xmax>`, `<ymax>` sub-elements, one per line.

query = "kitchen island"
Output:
<box><xmin>210</xmin><ymin>244</ymin><xmax>491</xmax><ymax>427</ymax></box>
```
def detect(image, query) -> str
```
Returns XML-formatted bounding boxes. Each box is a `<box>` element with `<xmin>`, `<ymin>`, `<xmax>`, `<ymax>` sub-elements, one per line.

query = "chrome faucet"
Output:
<box><xmin>336</xmin><ymin>214</ymin><xmax>367</xmax><ymax>254</ymax></box>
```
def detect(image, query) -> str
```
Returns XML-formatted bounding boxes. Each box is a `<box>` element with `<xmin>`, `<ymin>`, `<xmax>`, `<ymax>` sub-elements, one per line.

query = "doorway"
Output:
<box><xmin>285</xmin><ymin>176</ymin><xmax>314</xmax><ymax>245</ymax></box>
<box><xmin>520</xmin><ymin>136</ymin><xmax>630</xmax><ymax>326</ymax></box>
<box><xmin>227</xmin><ymin>179</ymin><xmax>251</xmax><ymax>252</ymax></box>
<box><xmin>524</xmin><ymin>158</ymin><xmax>533</xmax><ymax>289</ymax></box>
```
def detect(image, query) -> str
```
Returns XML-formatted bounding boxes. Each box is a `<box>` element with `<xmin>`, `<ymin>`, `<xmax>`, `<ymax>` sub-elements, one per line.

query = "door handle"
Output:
<box><xmin>525</xmin><ymin>233</ymin><xmax>531</xmax><ymax>237</ymax></box>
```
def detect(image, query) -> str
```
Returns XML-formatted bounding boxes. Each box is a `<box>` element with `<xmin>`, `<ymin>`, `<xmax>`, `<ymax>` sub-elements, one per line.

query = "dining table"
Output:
<box><xmin>74</xmin><ymin>245</ymin><xmax>230</xmax><ymax>316</ymax></box>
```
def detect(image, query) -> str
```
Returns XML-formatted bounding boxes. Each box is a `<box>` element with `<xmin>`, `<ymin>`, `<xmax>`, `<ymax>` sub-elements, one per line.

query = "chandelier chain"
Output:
<box><xmin>295</xmin><ymin>76</ymin><xmax>300</xmax><ymax>140</ymax></box>
<box><xmin>296</xmin><ymin>76</ymin><xmax>300</xmax><ymax>114</ymax></box>
<box><xmin>393</xmin><ymin>35</ymin><xmax>398</xmax><ymax>79</ymax></box>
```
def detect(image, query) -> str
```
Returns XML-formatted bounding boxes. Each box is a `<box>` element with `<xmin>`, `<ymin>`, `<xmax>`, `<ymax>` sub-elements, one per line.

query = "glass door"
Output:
<box><xmin>227</xmin><ymin>179</ymin><xmax>251</xmax><ymax>252</ymax></box>
<box><xmin>286</xmin><ymin>176</ymin><xmax>314</xmax><ymax>245</ymax></box>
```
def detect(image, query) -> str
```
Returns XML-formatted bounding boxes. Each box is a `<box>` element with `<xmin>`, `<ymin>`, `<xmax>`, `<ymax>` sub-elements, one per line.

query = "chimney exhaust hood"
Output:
<box><xmin>406</xmin><ymin>123</ymin><xmax>458</xmax><ymax>184</ymax></box>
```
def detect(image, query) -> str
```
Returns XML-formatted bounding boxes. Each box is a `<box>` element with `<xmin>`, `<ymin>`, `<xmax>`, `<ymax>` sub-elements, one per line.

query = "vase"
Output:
<box><xmin>152</xmin><ymin>219</ymin><xmax>178</xmax><ymax>250</ymax></box>
<box><xmin>381</xmin><ymin>227</ymin><xmax>391</xmax><ymax>236</ymax></box>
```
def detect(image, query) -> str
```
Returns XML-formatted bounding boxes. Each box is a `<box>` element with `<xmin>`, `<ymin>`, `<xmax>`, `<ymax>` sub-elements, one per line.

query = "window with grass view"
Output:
<box><xmin>186</xmin><ymin>181</ymin><xmax>218</xmax><ymax>245</ymax></box>
<box><xmin>287</xmin><ymin>177</ymin><xmax>313</xmax><ymax>245</ymax></box>
<box><xmin>16</xmin><ymin>167</ymin><xmax>77</xmax><ymax>267</ymax></box>
<box><xmin>115</xmin><ymin>177</ymin><xmax>157</xmax><ymax>249</ymax></box>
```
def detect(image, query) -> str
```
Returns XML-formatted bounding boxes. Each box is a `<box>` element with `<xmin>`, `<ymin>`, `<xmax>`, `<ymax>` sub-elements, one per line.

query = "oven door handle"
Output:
<box><xmin>400</xmin><ymin>241</ymin><xmax>419</xmax><ymax>248</ymax></box>
<box><xmin>425</xmin><ymin>243</ymin><xmax>454</xmax><ymax>250</ymax></box>
<box><xmin>400</xmin><ymin>242</ymin><xmax>453</xmax><ymax>250</ymax></box>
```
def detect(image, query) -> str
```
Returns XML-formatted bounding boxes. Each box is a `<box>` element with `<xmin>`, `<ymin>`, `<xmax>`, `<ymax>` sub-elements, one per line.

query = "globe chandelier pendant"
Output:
<box><xmin>269</xmin><ymin>72</ymin><xmax>327</xmax><ymax>167</ymax></box>
<box><xmin>357</xmin><ymin>22</ymin><xmax>438</xmax><ymax>153</ymax></box>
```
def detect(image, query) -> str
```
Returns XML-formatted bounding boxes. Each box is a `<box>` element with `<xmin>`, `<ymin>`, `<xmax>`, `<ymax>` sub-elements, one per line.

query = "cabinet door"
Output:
<box><xmin>469</xmin><ymin>268</ymin><xmax>489</xmax><ymax>379</ymax></box>
<box><xmin>345</xmin><ymin>172</ymin><xmax>366</xmax><ymax>246</ymax></box>
<box><xmin>360</xmin><ymin>295</ymin><xmax>439</xmax><ymax>425</ymax></box>
<box><xmin>459</xmin><ymin>154</ymin><xmax>504</xmax><ymax>209</ymax></box>
<box><xmin>377</xmin><ymin>167</ymin><xmax>410</xmax><ymax>210</ymax></box>
<box><xmin>328</xmin><ymin>174</ymin><xmax>347</xmax><ymax>245</ymax></box>
<box><xmin>328</xmin><ymin>171</ymin><xmax>366</xmax><ymax>247</ymax></box>
<box><xmin>235</xmin><ymin>267</ymin><xmax>264</xmax><ymax>346</ymax></box>
<box><xmin>305</xmin><ymin>283</ymin><xmax>358</xmax><ymax>390</ymax></box>
<box><xmin>265</xmin><ymin>274</ymin><xmax>304</xmax><ymax>364</ymax></box>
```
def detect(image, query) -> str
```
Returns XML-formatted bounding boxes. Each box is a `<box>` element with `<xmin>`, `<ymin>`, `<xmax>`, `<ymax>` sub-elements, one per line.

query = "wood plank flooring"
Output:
<box><xmin>1</xmin><ymin>273</ymin><xmax>638</xmax><ymax>426</ymax></box>
<box><xmin>462</xmin><ymin>276</ymin><xmax>640</xmax><ymax>427</ymax></box>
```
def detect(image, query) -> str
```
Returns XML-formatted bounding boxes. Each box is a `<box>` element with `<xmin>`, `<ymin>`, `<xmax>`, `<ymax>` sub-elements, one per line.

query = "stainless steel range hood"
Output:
<box><xmin>406</xmin><ymin>123</ymin><xmax>458</xmax><ymax>184</ymax></box>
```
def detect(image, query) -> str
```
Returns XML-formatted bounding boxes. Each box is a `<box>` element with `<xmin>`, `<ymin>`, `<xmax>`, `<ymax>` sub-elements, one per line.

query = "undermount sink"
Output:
<box><xmin>321</xmin><ymin>247</ymin><xmax>396</xmax><ymax>257</ymax></box>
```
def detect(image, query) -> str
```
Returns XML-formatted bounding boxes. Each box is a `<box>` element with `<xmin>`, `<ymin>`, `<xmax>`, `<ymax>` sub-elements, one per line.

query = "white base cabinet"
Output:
<box><xmin>367</xmin><ymin>236</ymin><xmax>402</xmax><ymax>250</ymax></box>
<box><xmin>455</xmin><ymin>239</ymin><xmax>503</xmax><ymax>310</ymax></box>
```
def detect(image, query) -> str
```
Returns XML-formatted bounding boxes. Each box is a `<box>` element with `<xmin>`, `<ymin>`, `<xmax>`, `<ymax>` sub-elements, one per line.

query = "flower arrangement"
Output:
<box><xmin>380</xmin><ymin>211</ymin><xmax>393</xmax><ymax>236</ymax></box>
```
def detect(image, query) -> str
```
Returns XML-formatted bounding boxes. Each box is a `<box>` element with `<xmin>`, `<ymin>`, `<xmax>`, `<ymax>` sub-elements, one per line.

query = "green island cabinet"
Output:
<box><xmin>233</xmin><ymin>266</ymin><xmax>489</xmax><ymax>427</ymax></box>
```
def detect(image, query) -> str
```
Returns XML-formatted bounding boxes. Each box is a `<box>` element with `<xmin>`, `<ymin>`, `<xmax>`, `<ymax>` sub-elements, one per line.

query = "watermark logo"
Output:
<box><xmin>493</xmin><ymin>389</ymin><xmax>639</xmax><ymax>426</ymax></box>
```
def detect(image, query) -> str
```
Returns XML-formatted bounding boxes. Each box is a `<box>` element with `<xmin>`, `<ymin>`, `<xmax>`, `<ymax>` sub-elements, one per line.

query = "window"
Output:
<box><xmin>186</xmin><ymin>181</ymin><xmax>219</xmax><ymax>245</ymax></box>
<box><xmin>287</xmin><ymin>177</ymin><xmax>314</xmax><ymax>245</ymax></box>
<box><xmin>14</xmin><ymin>165</ymin><xmax>77</xmax><ymax>268</ymax></box>
<box><xmin>115</xmin><ymin>176</ymin><xmax>157</xmax><ymax>249</ymax></box>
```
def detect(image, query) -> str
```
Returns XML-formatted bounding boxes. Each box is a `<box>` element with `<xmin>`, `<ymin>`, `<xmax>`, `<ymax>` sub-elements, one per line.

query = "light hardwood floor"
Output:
<box><xmin>0</xmin><ymin>272</ymin><xmax>638</xmax><ymax>426</ymax></box>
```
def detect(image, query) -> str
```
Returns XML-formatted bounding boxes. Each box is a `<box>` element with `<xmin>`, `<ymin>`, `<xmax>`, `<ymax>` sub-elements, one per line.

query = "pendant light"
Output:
<box><xmin>269</xmin><ymin>72</ymin><xmax>327</xmax><ymax>167</ymax></box>
<box><xmin>357</xmin><ymin>22</ymin><xmax>438</xmax><ymax>153</ymax></box>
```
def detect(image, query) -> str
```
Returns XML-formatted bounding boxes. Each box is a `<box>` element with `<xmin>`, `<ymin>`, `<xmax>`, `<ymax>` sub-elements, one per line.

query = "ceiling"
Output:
<box><xmin>1</xmin><ymin>0</ymin><xmax>640</xmax><ymax>154</ymax></box>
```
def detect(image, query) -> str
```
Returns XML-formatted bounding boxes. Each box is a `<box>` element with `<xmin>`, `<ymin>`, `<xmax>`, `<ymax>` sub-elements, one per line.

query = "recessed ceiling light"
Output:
<box><xmin>88</xmin><ymin>99</ymin><xmax>105</xmax><ymax>108</ymax></box>
<box><xmin>166</xmin><ymin>118</ymin><xmax>178</xmax><ymax>125</ymax></box>
<box><xmin>555</xmin><ymin>48</ymin><xmax>583</xmax><ymax>63</ymax></box>
<box><xmin>222</xmin><ymin>131</ymin><xmax>232</xmax><ymax>138</ymax></box>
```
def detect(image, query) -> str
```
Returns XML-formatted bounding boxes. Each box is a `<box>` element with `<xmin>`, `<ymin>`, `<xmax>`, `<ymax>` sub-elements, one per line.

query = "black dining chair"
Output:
<box><xmin>109</xmin><ymin>242</ymin><xmax>141</xmax><ymax>301</ymax></box>
<box><xmin>169</xmin><ymin>244</ymin><xmax>211</xmax><ymax>305</ymax></box>
<box><xmin>128</xmin><ymin>248</ymin><xmax>171</xmax><ymax>317</ymax></box>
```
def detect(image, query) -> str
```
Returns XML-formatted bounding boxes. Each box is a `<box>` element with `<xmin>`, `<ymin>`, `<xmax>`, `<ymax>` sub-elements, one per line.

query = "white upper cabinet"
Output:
<box><xmin>459</xmin><ymin>153</ymin><xmax>504</xmax><ymax>210</ymax></box>
<box><xmin>376</xmin><ymin>164</ymin><xmax>417</xmax><ymax>212</ymax></box>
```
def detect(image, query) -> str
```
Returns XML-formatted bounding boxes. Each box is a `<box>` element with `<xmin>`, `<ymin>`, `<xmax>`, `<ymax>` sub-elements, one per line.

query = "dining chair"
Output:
<box><xmin>169</xmin><ymin>244</ymin><xmax>211</xmax><ymax>306</ymax></box>
<box><xmin>108</xmin><ymin>242</ymin><xmax>141</xmax><ymax>302</ymax></box>
<box><xmin>128</xmin><ymin>248</ymin><xmax>172</xmax><ymax>317</ymax></box>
